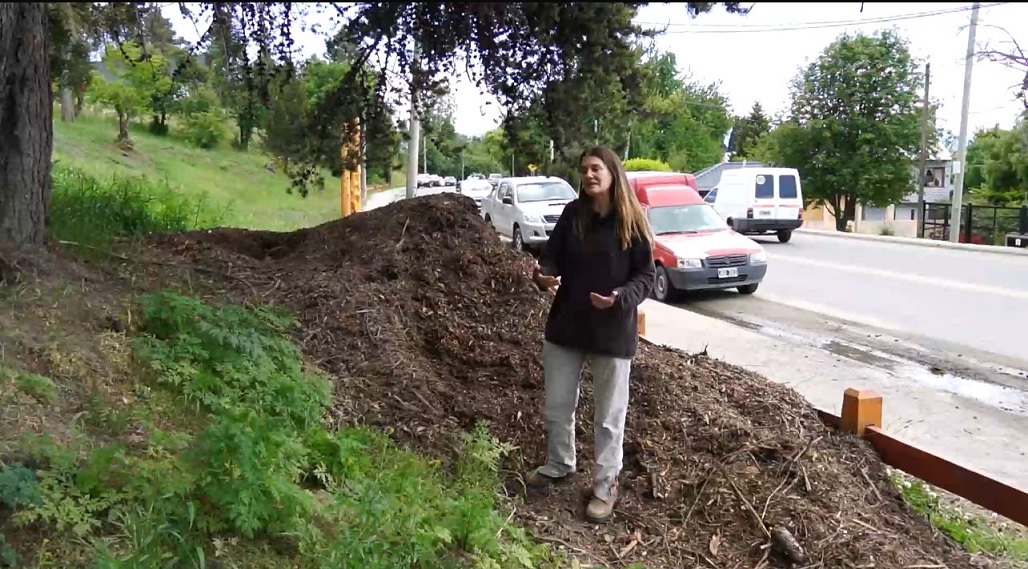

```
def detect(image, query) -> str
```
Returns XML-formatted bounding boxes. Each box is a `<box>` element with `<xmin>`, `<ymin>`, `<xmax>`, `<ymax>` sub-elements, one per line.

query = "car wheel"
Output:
<box><xmin>737</xmin><ymin>283</ymin><xmax>759</xmax><ymax>295</ymax></box>
<box><xmin>777</xmin><ymin>229</ymin><xmax>792</xmax><ymax>243</ymax></box>
<box><xmin>653</xmin><ymin>266</ymin><xmax>679</xmax><ymax>303</ymax></box>
<box><xmin>512</xmin><ymin>225</ymin><xmax>524</xmax><ymax>251</ymax></box>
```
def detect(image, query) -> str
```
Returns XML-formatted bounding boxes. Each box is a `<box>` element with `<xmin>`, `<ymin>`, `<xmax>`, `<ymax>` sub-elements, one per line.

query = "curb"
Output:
<box><xmin>795</xmin><ymin>228</ymin><xmax>1028</xmax><ymax>258</ymax></box>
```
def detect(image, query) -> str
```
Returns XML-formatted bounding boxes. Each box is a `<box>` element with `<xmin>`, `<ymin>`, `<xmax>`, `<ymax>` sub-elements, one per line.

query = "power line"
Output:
<box><xmin>640</xmin><ymin>3</ymin><xmax>1006</xmax><ymax>35</ymax></box>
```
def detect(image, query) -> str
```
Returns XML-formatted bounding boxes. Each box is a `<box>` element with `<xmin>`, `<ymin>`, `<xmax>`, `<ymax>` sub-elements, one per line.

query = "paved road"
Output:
<box><xmin>684</xmin><ymin>230</ymin><xmax>1028</xmax><ymax>386</ymax></box>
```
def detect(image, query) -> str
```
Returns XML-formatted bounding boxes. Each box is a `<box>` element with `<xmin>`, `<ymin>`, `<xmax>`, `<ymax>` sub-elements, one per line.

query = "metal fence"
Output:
<box><xmin>921</xmin><ymin>203</ymin><xmax>1028</xmax><ymax>245</ymax></box>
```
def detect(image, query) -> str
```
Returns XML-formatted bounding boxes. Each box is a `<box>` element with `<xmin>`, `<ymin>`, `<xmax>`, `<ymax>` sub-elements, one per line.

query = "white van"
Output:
<box><xmin>704</xmin><ymin>167</ymin><xmax>804</xmax><ymax>243</ymax></box>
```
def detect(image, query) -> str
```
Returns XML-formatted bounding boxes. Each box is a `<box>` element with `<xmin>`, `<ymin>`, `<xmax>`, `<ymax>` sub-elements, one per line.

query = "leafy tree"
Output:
<box><xmin>625</xmin><ymin>50</ymin><xmax>732</xmax><ymax>173</ymax></box>
<box><xmin>49</xmin><ymin>3</ymin><xmax>97</xmax><ymax>122</ymax></box>
<box><xmin>966</xmin><ymin>121</ymin><xmax>1028</xmax><ymax>206</ymax></box>
<box><xmin>763</xmin><ymin>29</ymin><xmax>923</xmax><ymax>230</ymax></box>
<box><xmin>88</xmin><ymin>41</ymin><xmax>174</xmax><ymax>146</ymax></box>
<box><xmin>728</xmin><ymin>102</ymin><xmax>771</xmax><ymax>160</ymax></box>
<box><xmin>460</xmin><ymin>136</ymin><xmax>506</xmax><ymax>178</ymax></box>
<box><xmin>965</xmin><ymin>127</ymin><xmax>1005</xmax><ymax>193</ymax></box>
<box><xmin>1</xmin><ymin>1</ymin><xmax>749</xmax><ymax>247</ymax></box>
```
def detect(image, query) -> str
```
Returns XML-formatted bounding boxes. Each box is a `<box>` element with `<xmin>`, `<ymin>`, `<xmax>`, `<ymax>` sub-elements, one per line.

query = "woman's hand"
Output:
<box><xmin>533</xmin><ymin>264</ymin><xmax>561</xmax><ymax>294</ymax></box>
<box><xmin>589</xmin><ymin>291</ymin><xmax>618</xmax><ymax>309</ymax></box>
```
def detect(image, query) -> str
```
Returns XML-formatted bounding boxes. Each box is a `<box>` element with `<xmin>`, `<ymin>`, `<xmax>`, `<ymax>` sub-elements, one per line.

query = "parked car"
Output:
<box><xmin>443</xmin><ymin>176</ymin><xmax>457</xmax><ymax>187</ymax></box>
<box><xmin>705</xmin><ymin>167</ymin><xmax>803</xmax><ymax>243</ymax></box>
<box><xmin>626</xmin><ymin>171</ymin><xmax>768</xmax><ymax>302</ymax></box>
<box><xmin>488</xmin><ymin>173</ymin><xmax>503</xmax><ymax>188</ymax></box>
<box><xmin>459</xmin><ymin>176</ymin><xmax>494</xmax><ymax>209</ymax></box>
<box><xmin>481</xmin><ymin>176</ymin><xmax>576</xmax><ymax>252</ymax></box>
<box><xmin>416</xmin><ymin>173</ymin><xmax>432</xmax><ymax>188</ymax></box>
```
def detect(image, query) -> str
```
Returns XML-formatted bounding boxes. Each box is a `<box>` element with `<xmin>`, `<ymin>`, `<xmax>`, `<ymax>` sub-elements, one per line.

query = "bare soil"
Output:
<box><xmin>128</xmin><ymin>193</ymin><xmax>997</xmax><ymax>568</ymax></box>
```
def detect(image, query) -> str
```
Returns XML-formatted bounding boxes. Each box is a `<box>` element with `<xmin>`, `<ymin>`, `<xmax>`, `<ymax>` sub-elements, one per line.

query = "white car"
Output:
<box><xmin>459</xmin><ymin>177</ymin><xmax>494</xmax><ymax>208</ymax></box>
<box><xmin>481</xmin><ymin>176</ymin><xmax>577</xmax><ymax>252</ymax></box>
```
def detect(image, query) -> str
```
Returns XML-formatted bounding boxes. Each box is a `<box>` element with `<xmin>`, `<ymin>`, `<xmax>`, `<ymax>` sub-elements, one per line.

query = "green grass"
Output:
<box><xmin>53</xmin><ymin>113</ymin><xmax>405</xmax><ymax>232</ymax></box>
<box><xmin>49</xmin><ymin>164</ymin><xmax>222</xmax><ymax>247</ymax></box>
<box><xmin>0</xmin><ymin>292</ymin><xmax>557</xmax><ymax>569</ymax></box>
<box><xmin>891</xmin><ymin>471</ymin><xmax>1028</xmax><ymax>563</ymax></box>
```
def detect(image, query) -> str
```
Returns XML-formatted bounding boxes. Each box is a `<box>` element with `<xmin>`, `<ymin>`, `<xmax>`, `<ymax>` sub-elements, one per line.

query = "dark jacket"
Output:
<box><xmin>538</xmin><ymin>198</ymin><xmax>655</xmax><ymax>358</ymax></box>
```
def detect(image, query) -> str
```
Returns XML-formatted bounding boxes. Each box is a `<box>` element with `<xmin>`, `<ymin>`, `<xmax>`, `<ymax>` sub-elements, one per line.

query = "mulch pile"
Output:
<box><xmin>147</xmin><ymin>194</ymin><xmax>990</xmax><ymax>568</ymax></box>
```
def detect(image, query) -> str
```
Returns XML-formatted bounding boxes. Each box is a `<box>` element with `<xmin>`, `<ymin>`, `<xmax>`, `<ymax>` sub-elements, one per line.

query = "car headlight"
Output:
<box><xmin>523</xmin><ymin>214</ymin><xmax>543</xmax><ymax>224</ymax></box>
<box><xmin>676</xmin><ymin>257</ymin><xmax>702</xmax><ymax>269</ymax></box>
<box><xmin>749</xmin><ymin>250</ymin><xmax>768</xmax><ymax>264</ymax></box>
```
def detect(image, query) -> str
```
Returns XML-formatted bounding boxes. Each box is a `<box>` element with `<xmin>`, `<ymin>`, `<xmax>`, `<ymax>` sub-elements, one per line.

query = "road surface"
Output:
<box><xmin>681</xmin><ymin>230</ymin><xmax>1028</xmax><ymax>396</ymax></box>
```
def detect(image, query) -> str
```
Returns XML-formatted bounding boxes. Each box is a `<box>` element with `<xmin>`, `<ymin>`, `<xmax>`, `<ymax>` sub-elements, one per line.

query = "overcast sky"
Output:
<box><xmin>165</xmin><ymin>2</ymin><xmax>1028</xmax><ymax>140</ymax></box>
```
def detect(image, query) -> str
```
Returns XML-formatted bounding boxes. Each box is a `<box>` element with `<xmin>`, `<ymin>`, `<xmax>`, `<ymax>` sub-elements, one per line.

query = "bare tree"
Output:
<box><xmin>977</xmin><ymin>24</ymin><xmax>1028</xmax><ymax>111</ymax></box>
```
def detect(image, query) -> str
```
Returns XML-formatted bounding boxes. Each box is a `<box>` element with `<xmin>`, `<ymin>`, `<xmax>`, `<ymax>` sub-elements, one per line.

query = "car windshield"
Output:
<box><xmin>516</xmin><ymin>181</ymin><xmax>577</xmax><ymax>203</ymax></box>
<box><xmin>648</xmin><ymin>204</ymin><xmax>728</xmax><ymax>235</ymax></box>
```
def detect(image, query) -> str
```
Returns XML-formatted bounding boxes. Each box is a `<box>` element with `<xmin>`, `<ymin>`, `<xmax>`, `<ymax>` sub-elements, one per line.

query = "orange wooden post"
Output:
<box><xmin>350</xmin><ymin>118</ymin><xmax>362</xmax><ymax>214</ymax></box>
<box><xmin>637</xmin><ymin>310</ymin><xmax>647</xmax><ymax>337</ymax></box>
<box><xmin>840</xmin><ymin>388</ymin><xmax>883</xmax><ymax>436</ymax></box>
<box><xmin>340</xmin><ymin>131</ymin><xmax>353</xmax><ymax>217</ymax></box>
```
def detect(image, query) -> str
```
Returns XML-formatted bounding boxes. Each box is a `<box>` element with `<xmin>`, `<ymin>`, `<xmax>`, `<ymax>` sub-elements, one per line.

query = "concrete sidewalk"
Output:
<box><xmin>638</xmin><ymin>298</ymin><xmax>1028</xmax><ymax>491</ymax></box>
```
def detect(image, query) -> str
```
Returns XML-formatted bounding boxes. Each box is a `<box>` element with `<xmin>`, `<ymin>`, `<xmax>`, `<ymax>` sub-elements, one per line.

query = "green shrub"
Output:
<box><xmin>9</xmin><ymin>291</ymin><xmax>557</xmax><ymax>568</ymax></box>
<box><xmin>182</xmin><ymin>110</ymin><xmax>226</xmax><ymax>149</ymax></box>
<box><xmin>623</xmin><ymin>157</ymin><xmax>672</xmax><ymax>172</ymax></box>
<box><xmin>48</xmin><ymin>164</ymin><xmax>223</xmax><ymax>245</ymax></box>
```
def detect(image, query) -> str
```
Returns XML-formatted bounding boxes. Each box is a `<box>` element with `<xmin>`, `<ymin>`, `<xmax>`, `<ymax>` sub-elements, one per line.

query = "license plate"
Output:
<box><xmin>759</xmin><ymin>209</ymin><xmax>771</xmax><ymax>216</ymax></box>
<box><xmin>717</xmin><ymin>268</ymin><xmax>739</xmax><ymax>279</ymax></box>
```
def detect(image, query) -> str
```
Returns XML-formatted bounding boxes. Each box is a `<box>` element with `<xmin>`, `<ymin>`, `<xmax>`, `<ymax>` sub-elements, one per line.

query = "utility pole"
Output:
<box><xmin>948</xmin><ymin>2</ymin><xmax>979</xmax><ymax>243</ymax></box>
<box><xmin>404</xmin><ymin>41</ymin><xmax>421</xmax><ymax>199</ymax></box>
<box><xmin>915</xmin><ymin>62</ymin><xmax>932</xmax><ymax>238</ymax></box>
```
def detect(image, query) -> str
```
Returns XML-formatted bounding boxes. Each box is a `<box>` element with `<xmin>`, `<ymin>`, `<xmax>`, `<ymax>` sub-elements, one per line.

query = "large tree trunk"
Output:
<box><xmin>0</xmin><ymin>3</ymin><xmax>53</xmax><ymax>247</ymax></box>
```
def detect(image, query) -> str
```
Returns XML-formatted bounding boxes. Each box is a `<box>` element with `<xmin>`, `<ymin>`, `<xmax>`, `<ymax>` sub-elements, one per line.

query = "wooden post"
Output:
<box><xmin>340</xmin><ymin>119</ymin><xmax>362</xmax><ymax>217</ymax></box>
<box><xmin>353</xmin><ymin>118</ymin><xmax>363</xmax><ymax>213</ymax></box>
<box><xmin>637</xmin><ymin>310</ymin><xmax>646</xmax><ymax>337</ymax></box>
<box><xmin>340</xmin><ymin>124</ymin><xmax>353</xmax><ymax>217</ymax></box>
<box><xmin>840</xmin><ymin>388</ymin><xmax>883</xmax><ymax>436</ymax></box>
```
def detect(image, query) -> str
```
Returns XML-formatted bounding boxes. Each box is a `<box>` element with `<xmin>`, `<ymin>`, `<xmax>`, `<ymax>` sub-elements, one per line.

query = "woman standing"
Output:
<box><xmin>529</xmin><ymin>146</ymin><xmax>655</xmax><ymax>523</ymax></box>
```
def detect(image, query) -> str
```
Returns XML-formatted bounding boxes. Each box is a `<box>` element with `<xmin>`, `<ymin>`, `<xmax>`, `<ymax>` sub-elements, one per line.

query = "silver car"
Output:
<box><xmin>481</xmin><ymin>176</ymin><xmax>577</xmax><ymax>251</ymax></box>
<box><xmin>459</xmin><ymin>177</ymin><xmax>494</xmax><ymax>209</ymax></box>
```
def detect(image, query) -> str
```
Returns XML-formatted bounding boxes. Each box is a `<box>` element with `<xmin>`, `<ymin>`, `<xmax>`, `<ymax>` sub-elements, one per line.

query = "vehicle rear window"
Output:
<box><xmin>754</xmin><ymin>174</ymin><xmax>774</xmax><ymax>199</ymax></box>
<box><xmin>779</xmin><ymin>175</ymin><xmax>798</xmax><ymax>199</ymax></box>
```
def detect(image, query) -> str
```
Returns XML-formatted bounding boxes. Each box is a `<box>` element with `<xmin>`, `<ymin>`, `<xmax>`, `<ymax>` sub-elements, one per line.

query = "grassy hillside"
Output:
<box><xmin>53</xmin><ymin>114</ymin><xmax>404</xmax><ymax>232</ymax></box>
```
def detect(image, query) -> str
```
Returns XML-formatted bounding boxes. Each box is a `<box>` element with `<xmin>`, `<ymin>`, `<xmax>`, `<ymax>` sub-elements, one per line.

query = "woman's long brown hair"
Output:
<box><xmin>574</xmin><ymin>146</ymin><xmax>655</xmax><ymax>250</ymax></box>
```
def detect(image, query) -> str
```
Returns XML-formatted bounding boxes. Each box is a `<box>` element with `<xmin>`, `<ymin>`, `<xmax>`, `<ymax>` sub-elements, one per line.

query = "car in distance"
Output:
<box><xmin>459</xmin><ymin>176</ymin><xmax>494</xmax><ymax>209</ymax></box>
<box><xmin>481</xmin><ymin>176</ymin><xmax>577</xmax><ymax>252</ymax></box>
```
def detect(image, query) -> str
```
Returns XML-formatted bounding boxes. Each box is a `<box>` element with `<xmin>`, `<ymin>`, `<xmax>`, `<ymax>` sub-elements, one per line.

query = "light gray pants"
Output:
<box><xmin>537</xmin><ymin>340</ymin><xmax>632</xmax><ymax>501</ymax></box>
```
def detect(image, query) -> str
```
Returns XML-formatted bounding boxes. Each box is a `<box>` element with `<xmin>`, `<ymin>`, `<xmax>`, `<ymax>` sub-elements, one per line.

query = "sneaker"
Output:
<box><xmin>525</xmin><ymin>466</ymin><xmax>568</xmax><ymax>489</ymax></box>
<box><xmin>585</xmin><ymin>484</ymin><xmax>618</xmax><ymax>523</ymax></box>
